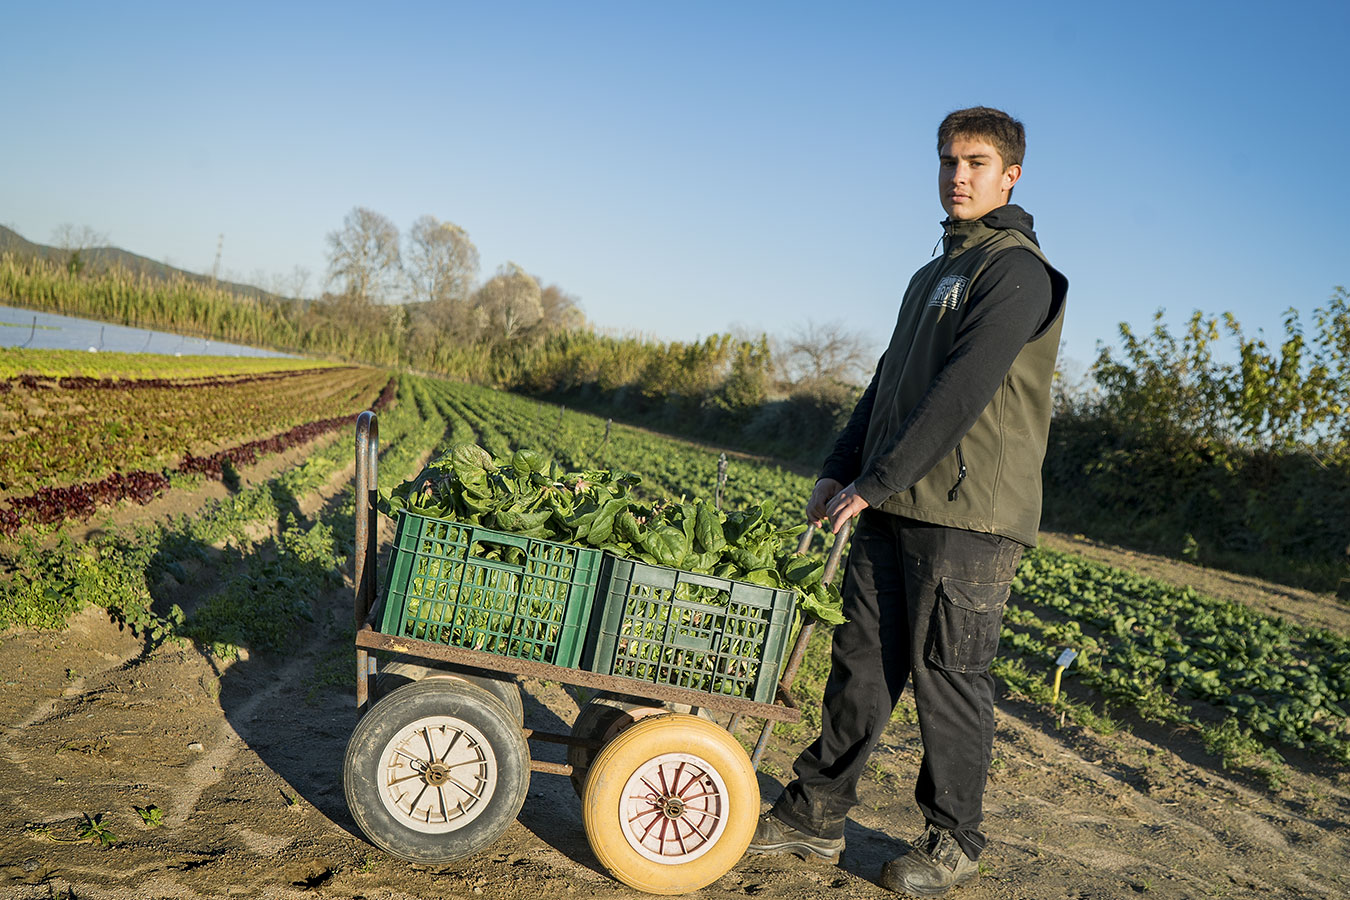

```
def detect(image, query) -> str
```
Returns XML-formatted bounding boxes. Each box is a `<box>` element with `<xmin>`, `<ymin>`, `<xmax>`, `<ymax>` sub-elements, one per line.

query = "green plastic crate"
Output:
<box><xmin>584</xmin><ymin>557</ymin><xmax>796</xmax><ymax>703</ymax></box>
<box><xmin>378</xmin><ymin>511</ymin><xmax>603</xmax><ymax>667</ymax></box>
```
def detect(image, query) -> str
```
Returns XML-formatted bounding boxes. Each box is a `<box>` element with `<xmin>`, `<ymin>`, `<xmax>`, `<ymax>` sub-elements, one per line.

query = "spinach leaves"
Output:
<box><xmin>380</xmin><ymin>444</ymin><xmax>845</xmax><ymax>625</ymax></box>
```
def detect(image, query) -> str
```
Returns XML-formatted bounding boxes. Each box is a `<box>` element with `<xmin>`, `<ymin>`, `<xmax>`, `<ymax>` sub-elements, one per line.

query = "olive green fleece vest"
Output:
<box><xmin>860</xmin><ymin>219</ymin><xmax>1067</xmax><ymax>546</ymax></box>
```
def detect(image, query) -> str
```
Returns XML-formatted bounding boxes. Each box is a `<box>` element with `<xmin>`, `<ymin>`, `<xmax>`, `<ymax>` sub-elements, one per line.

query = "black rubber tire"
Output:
<box><xmin>343</xmin><ymin>678</ymin><xmax>530</xmax><ymax>864</ymax></box>
<box><xmin>374</xmin><ymin>657</ymin><xmax>524</xmax><ymax>725</ymax></box>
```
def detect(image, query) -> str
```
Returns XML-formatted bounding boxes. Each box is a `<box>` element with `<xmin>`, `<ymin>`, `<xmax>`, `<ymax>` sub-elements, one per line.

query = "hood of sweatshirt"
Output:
<box><xmin>941</xmin><ymin>203</ymin><xmax>1038</xmax><ymax>255</ymax></box>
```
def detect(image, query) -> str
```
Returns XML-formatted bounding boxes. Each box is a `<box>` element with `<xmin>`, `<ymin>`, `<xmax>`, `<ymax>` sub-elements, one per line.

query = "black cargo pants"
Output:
<box><xmin>772</xmin><ymin>510</ymin><xmax>1023</xmax><ymax>861</ymax></box>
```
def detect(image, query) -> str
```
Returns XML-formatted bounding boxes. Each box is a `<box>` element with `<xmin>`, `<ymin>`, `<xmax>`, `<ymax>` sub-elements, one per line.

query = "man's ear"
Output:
<box><xmin>1002</xmin><ymin>164</ymin><xmax>1023</xmax><ymax>195</ymax></box>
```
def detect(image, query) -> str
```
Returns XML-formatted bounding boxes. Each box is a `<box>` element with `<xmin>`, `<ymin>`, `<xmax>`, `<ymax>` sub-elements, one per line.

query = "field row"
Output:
<box><xmin>1</xmin><ymin>365</ymin><xmax>391</xmax><ymax>494</ymax></box>
<box><xmin>0</xmin><ymin>347</ymin><xmax>337</xmax><ymax>379</ymax></box>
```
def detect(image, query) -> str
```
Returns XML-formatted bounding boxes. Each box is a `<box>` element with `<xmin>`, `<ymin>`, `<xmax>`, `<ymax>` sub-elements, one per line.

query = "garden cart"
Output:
<box><xmin>343</xmin><ymin>411</ymin><xmax>848</xmax><ymax>894</ymax></box>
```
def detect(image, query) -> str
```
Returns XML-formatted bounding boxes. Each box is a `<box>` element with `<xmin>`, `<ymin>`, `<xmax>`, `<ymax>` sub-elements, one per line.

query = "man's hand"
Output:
<box><xmin>823</xmin><ymin>482</ymin><xmax>869</xmax><ymax>534</ymax></box>
<box><xmin>807</xmin><ymin>478</ymin><xmax>870</xmax><ymax>532</ymax></box>
<box><xmin>806</xmin><ymin>478</ymin><xmax>844</xmax><ymax>526</ymax></box>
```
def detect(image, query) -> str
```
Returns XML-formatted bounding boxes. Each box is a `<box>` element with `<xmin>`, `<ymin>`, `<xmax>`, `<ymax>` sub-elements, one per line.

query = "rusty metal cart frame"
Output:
<box><xmin>345</xmin><ymin>411</ymin><xmax>848</xmax><ymax>893</ymax></box>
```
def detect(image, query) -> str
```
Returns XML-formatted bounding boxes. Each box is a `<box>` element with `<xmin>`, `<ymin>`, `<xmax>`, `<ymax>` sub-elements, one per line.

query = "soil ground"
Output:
<box><xmin>3</xmin><ymin>472</ymin><xmax>1349</xmax><ymax>900</ymax></box>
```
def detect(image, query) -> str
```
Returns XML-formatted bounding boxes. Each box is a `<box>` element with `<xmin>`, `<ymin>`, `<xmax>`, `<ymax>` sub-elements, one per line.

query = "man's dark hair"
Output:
<box><xmin>937</xmin><ymin>107</ymin><xmax>1025</xmax><ymax>169</ymax></box>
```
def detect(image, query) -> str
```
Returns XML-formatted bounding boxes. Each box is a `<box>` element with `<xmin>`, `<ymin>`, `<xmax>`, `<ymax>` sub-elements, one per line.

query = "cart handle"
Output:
<box><xmin>355</xmin><ymin>411</ymin><xmax>379</xmax><ymax>713</ymax></box>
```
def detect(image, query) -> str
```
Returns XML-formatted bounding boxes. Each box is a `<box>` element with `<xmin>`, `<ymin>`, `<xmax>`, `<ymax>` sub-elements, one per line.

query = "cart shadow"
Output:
<box><xmin>133</xmin><ymin>478</ymin><xmax>368</xmax><ymax>840</ymax></box>
<box><xmin>515</xmin><ymin>688</ymin><xmax>610</xmax><ymax>877</ymax></box>
<box><xmin>210</xmin><ymin>640</ymin><xmax>365</xmax><ymax>838</ymax></box>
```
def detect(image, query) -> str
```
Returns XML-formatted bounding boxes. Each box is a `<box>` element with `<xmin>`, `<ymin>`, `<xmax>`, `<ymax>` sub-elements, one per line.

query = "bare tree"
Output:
<box><xmin>325</xmin><ymin>207</ymin><xmax>401</xmax><ymax>304</ymax></box>
<box><xmin>283</xmin><ymin>265</ymin><xmax>312</xmax><ymax>300</ymax></box>
<box><xmin>404</xmin><ymin>215</ymin><xmax>479</xmax><ymax>305</ymax></box>
<box><xmin>538</xmin><ymin>282</ymin><xmax>585</xmax><ymax>332</ymax></box>
<box><xmin>780</xmin><ymin>320</ymin><xmax>875</xmax><ymax>386</ymax></box>
<box><xmin>473</xmin><ymin>262</ymin><xmax>543</xmax><ymax>341</ymax></box>
<box><xmin>50</xmin><ymin>223</ymin><xmax>109</xmax><ymax>275</ymax></box>
<box><xmin>264</xmin><ymin>265</ymin><xmax>313</xmax><ymax>300</ymax></box>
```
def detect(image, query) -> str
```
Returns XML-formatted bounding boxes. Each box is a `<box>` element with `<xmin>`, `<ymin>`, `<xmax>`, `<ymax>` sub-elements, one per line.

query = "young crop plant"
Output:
<box><xmin>1002</xmin><ymin>547</ymin><xmax>1350</xmax><ymax>770</ymax></box>
<box><xmin>133</xmin><ymin>805</ymin><xmax>163</xmax><ymax>828</ymax></box>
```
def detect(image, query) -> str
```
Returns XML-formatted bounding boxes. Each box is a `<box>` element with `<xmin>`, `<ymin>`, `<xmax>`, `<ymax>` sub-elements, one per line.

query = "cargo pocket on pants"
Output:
<box><xmin>925</xmin><ymin>575</ymin><xmax>1011</xmax><ymax>674</ymax></box>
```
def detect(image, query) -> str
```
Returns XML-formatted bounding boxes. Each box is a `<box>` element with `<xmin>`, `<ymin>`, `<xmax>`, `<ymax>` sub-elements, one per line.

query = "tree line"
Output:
<box><xmin>1</xmin><ymin>208</ymin><xmax>877</xmax><ymax>466</ymax></box>
<box><xmin>1043</xmin><ymin>288</ymin><xmax>1350</xmax><ymax>591</ymax></box>
<box><xmin>6</xmin><ymin>213</ymin><xmax>1346</xmax><ymax>590</ymax></box>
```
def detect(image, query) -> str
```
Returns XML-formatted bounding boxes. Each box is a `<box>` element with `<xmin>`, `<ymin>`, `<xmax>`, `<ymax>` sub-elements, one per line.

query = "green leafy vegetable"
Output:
<box><xmin>379</xmin><ymin>443</ymin><xmax>845</xmax><ymax>625</ymax></box>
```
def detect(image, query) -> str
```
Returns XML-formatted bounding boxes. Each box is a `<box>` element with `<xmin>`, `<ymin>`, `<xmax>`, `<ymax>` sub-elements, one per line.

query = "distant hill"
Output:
<box><xmin>0</xmin><ymin>225</ymin><xmax>283</xmax><ymax>303</ymax></box>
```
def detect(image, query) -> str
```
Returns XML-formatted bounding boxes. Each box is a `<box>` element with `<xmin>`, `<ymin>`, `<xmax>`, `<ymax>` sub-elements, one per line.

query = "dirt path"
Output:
<box><xmin>3</xmin><ymin>515</ymin><xmax>1349</xmax><ymax>899</ymax></box>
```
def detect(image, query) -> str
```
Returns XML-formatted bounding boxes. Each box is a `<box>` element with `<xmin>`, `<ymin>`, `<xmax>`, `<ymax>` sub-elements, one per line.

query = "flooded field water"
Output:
<box><xmin>0</xmin><ymin>303</ymin><xmax>294</xmax><ymax>358</ymax></box>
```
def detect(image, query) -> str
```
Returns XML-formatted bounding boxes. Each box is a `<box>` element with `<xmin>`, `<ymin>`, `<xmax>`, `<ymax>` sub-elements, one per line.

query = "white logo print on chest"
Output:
<box><xmin>927</xmin><ymin>275</ymin><xmax>969</xmax><ymax>311</ymax></box>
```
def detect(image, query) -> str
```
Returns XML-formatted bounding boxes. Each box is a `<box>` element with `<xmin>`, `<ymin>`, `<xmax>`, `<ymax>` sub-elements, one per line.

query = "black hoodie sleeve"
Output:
<box><xmin>817</xmin><ymin>352</ymin><xmax>884</xmax><ymax>485</ymax></box>
<box><xmin>850</xmin><ymin>248</ymin><xmax>1053</xmax><ymax>506</ymax></box>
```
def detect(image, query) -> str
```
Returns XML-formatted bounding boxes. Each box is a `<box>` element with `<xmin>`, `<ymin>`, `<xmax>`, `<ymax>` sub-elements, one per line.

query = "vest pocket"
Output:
<box><xmin>924</xmin><ymin>575</ymin><xmax>1011</xmax><ymax>674</ymax></box>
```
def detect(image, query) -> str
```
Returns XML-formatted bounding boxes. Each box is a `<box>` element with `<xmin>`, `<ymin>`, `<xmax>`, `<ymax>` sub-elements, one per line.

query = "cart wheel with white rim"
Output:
<box><xmin>342</xmin><ymin>677</ymin><xmax>530</xmax><ymax>864</ymax></box>
<box><xmin>581</xmin><ymin>713</ymin><xmax>759</xmax><ymax>894</ymax></box>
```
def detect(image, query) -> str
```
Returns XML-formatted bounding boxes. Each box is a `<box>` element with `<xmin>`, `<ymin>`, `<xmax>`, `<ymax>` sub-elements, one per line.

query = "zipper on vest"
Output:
<box><xmin>947</xmin><ymin>443</ymin><xmax>967</xmax><ymax>502</ymax></box>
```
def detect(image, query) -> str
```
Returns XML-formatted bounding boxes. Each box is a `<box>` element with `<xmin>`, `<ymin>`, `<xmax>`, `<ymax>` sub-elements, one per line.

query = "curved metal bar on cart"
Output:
<box><xmin>354</xmin><ymin>410</ymin><xmax>379</xmax><ymax>712</ymax></box>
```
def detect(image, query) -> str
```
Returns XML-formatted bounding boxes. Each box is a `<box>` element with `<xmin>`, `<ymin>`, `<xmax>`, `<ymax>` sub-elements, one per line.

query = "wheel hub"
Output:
<box><xmin>659</xmin><ymin>796</ymin><xmax>686</xmax><ymax>818</ymax></box>
<box><xmin>424</xmin><ymin>762</ymin><xmax>452</xmax><ymax>787</ymax></box>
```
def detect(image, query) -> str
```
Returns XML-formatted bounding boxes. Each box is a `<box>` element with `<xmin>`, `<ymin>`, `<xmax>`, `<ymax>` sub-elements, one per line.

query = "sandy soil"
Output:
<box><xmin>3</xmin><ymin>492</ymin><xmax>1349</xmax><ymax>899</ymax></box>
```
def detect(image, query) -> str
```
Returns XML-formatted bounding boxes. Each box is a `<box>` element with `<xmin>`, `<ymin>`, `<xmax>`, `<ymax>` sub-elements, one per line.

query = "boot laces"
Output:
<box><xmin>918</xmin><ymin>826</ymin><xmax>963</xmax><ymax>869</ymax></box>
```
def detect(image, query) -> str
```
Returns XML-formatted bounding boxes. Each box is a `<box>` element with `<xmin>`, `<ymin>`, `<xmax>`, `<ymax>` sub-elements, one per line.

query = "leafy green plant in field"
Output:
<box><xmin>1002</xmin><ymin>547</ymin><xmax>1350</xmax><ymax>771</ymax></box>
<box><xmin>134</xmin><ymin>804</ymin><xmax>163</xmax><ymax>828</ymax></box>
<box><xmin>77</xmin><ymin>813</ymin><xmax>117</xmax><ymax>848</ymax></box>
<box><xmin>181</xmin><ymin>516</ymin><xmax>341</xmax><ymax>658</ymax></box>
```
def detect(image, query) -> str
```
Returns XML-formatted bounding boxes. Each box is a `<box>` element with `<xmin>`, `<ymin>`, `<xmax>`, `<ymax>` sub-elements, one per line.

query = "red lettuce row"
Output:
<box><xmin>0</xmin><ymin>376</ymin><xmax>396</xmax><ymax>535</ymax></box>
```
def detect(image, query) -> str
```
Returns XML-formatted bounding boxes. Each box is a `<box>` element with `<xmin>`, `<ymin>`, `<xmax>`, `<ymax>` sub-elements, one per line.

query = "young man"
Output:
<box><xmin>747</xmin><ymin>107</ymin><xmax>1068</xmax><ymax>897</ymax></box>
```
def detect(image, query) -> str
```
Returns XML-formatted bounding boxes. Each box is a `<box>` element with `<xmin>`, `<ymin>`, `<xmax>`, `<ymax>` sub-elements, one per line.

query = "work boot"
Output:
<box><xmin>879</xmin><ymin>825</ymin><xmax>979</xmax><ymax>897</ymax></box>
<box><xmin>746</xmin><ymin>812</ymin><xmax>844</xmax><ymax>863</ymax></box>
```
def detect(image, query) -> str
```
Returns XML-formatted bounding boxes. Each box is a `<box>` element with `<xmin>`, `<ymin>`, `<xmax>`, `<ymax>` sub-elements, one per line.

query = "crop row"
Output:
<box><xmin>426</xmin><ymin>381</ymin><xmax>815</xmax><ymax>527</ymax></box>
<box><xmin>1</xmin><ymin>366</ymin><xmax>391</xmax><ymax>494</ymax></box>
<box><xmin>1003</xmin><ymin>548</ymin><xmax>1350</xmax><ymax>764</ymax></box>
<box><xmin>1</xmin><ymin>374</ymin><xmax>435</xmax><ymax>652</ymax></box>
<box><xmin>0</xmin><ymin>347</ymin><xmax>337</xmax><ymax>380</ymax></box>
<box><xmin>2</xmin><ymin>365</ymin><xmax>349</xmax><ymax>393</ymax></box>
<box><xmin>0</xmin><ymin>378</ymin><xmax>397</xmax><ymax>535</ymax></box>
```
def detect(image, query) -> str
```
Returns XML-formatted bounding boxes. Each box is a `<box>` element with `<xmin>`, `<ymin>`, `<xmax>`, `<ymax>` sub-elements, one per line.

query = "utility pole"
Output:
<box><xmin>212</xmin><ymin>234</ymin><xmax>224</xmax><ymax>284</ymax></box>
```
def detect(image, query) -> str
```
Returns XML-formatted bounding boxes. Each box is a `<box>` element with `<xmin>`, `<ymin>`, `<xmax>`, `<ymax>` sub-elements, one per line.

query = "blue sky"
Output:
<box><xmin>4</xmin><ymin>1</ymin><xmax>1348</xmax><ymax>376</ymax></box>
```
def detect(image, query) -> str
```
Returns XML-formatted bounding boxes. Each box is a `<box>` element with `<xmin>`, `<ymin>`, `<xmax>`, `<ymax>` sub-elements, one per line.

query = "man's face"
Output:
<box><xmin>938</xmin><ymin>137</ymin><xmax>1021</xmax><ymax>221</ymax></box>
